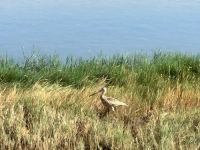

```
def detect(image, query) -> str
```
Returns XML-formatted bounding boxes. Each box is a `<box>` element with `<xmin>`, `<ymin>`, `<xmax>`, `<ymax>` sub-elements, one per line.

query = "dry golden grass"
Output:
<box><xmin>0</xmin><ymin>81</ymin><xmax>199</xmax><ymax>149</ymax></box>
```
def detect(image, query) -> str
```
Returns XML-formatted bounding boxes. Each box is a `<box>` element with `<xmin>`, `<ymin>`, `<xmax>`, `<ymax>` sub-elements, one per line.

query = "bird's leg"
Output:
<box><xmin>105</xmin><ymin>108</ymin><xmax>110</xmax><ymax>115</ymax></box>
<box><xmin>111</xmin><ymin>106</ymin><xmax>115</xmax><ymax>112</ymax></box>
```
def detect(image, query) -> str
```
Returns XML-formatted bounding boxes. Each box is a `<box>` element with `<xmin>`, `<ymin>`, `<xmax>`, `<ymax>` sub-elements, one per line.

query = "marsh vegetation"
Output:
<box><xmin>0</xmin><ymin>52</ymin><xmax>199</xmax><ymax>149</ymax></box>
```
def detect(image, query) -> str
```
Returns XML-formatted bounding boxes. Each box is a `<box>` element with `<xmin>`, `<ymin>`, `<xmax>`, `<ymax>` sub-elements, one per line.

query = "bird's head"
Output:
<box><xmin>89</xmin><ymin>87</ymin><xmax>107</xmax><ymax>97</ymax></box>
<box><xmin>100</xmin><ymin>87</ymin><xmax>107</xmax><ymax>93</ymax></box>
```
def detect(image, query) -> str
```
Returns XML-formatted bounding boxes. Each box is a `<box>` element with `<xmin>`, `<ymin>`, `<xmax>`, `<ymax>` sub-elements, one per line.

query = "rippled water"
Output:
<box><xmin>0</xmin><ymin>0</ymin><xmax>200</xmax><ymax>58</ymax></box>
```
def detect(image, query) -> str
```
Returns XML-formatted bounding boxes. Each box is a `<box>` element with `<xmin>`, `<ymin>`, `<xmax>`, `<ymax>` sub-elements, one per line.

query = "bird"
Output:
<box><xmin>90</xmin><ymin>87</ymin><xmax>128</xmax><ymax>111</ymax></box>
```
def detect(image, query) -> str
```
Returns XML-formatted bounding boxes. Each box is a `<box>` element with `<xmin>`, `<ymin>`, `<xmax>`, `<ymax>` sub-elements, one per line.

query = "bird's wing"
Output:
<box><xmin>107</xmin><ymin>97</ymin><xmax>128</xmax><ymax>106</ymax></box>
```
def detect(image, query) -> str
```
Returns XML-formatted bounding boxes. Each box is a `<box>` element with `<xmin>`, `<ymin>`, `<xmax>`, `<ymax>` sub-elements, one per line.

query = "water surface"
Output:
<box><xmin>0</xmin><ymin>0</ymin><xmax>200</xmax><ymax>58</ymax></box>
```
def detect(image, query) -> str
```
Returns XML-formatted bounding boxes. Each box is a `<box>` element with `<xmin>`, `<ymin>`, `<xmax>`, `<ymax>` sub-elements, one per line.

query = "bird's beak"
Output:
<box><xmin>89</xmin><ymin>92</ymin><xmax>98</xmax><ymax>97</ymax></box>
<box><xmin>89</xmin><ymin>89</ymin><xmax>101</xmax><ymax>97</ymax></box>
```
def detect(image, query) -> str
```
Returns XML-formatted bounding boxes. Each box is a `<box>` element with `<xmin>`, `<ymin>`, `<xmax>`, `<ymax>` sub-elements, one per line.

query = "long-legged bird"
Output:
<box><xmin>90</xmin><ymin>87</ymin><xmax>128</xmax><ymax>111</ymax></box>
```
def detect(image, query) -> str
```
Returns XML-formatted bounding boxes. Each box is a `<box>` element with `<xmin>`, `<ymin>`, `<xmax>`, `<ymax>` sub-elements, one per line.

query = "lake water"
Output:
<box><xmin>0</xmin><ymin>0</ymin><xmax>200</xmax><ymax>59</ymax></box>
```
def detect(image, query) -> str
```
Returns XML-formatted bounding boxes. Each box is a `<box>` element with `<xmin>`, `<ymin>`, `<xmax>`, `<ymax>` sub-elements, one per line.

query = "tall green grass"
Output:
<box><xmin>0</xmin><ymin>52</ymin><xmax>199</xmax><ymax>87</ymax></box>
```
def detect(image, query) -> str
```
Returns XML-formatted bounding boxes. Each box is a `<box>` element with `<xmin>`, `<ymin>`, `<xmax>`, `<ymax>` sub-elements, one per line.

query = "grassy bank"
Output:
<box><xmin>0</xmin><ymin>52</ymin><xmax>200</xmax><ymax>149</ymax></box>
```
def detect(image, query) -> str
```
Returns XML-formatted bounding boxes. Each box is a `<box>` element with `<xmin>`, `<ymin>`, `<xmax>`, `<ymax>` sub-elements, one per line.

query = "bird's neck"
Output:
<box><xmin>100</xmin><ymin>92</ymin><xmax>106</xmax><ymax>99</ymax></box>
<box><xmin>100</xmin><ymin>94</ymin><xmax>108</xmax><ymax>104</ymax></box>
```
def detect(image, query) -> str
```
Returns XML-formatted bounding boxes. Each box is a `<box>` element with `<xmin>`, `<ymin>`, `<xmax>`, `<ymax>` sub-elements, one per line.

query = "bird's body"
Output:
<box><xmin>90</xmin><ymin>87</ymin><xmax>128</xmax><ymax>111</ymax></box>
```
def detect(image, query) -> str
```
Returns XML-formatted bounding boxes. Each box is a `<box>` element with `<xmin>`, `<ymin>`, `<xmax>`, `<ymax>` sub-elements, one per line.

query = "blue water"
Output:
<box><xmin>0</xmin><ymin>0</ymin><xmax>200</xmax><ymax>58</ymax></box>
